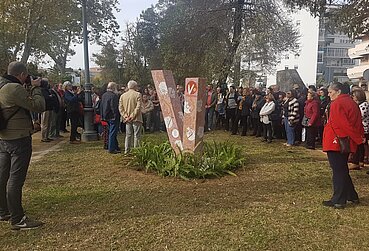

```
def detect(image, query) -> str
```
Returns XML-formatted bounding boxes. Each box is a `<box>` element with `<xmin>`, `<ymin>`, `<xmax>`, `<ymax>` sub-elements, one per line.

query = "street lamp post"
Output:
<box><xmin>117</xmin><ymin>60</ymin><xmax>123</xmax><ymax>85</ymax></box>
<box><xmin>81</xmin><ymin>0</ymin><xmax>98</xmax><ymax>141</ymax></box>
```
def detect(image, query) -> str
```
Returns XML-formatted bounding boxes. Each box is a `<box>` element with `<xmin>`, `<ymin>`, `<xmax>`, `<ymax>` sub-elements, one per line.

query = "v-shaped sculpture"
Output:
<box><xmin>151</xmin><ymin>70</ymin><xmax>207</xmax><ymax>154</ymax></box>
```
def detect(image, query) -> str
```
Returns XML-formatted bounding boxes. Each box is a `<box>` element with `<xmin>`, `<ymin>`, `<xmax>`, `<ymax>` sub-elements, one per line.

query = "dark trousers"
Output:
<box><xmin>295</xmin><ymin>123</ymin><xmax>302</xmax><ymax>142</ymax></box>
<box><xmin>215</xmin><ymin>111</ymin><xmax>225</xmax><ymax>130</ymax></box>
<box><xmin>108</xmin><ymin>120</ymin><xmax>119</xmax><ymax>152</ymax></box>
<box><xmin>305</xmin><ymin>126</ymin><xmax>317</xmax><ymax>149</ymax></box>
<box><xmin>143</xmin><ymin>112</ymin><xmax>153</xmax><ymax>132</ymax></box>
<box><xmin>102</xmin><ymin>125</ymin><xmax>109</xmax><ymax>149</ymax></box>
<box><xmin>262</xmin><ymin>123</ymin><xmax>272</xmax><ymax>141</ymax></box>
<box><xmin>327</xmin><ymin>151</ymin><xmax>358</xmax><ymax>204</ymax></box>
<box><xmin>0</xmin><ymin>137</ymin><xmax>32</xmax><ymax>224</ymax></box>
<box><xmin>60</xmin><ymin>109</ymin><xmax>68</xmax><ymax>131</ymax></box>
<box><xmin>252</xmin><ymin>117</ymin><xmax>263</xmax><ymax>136</ymax></box>
<box><xmin>352</xmin><ymin>144</ymin><xmax>365</xmax><ymax>165</ymax></box>
<box><xmin>272</xmin><ymin>119</ymin><xmax>284</xmax><ymax>139</ymax></box>
<box><xmin>225</xmin><ymin>108</ymin><xmax>236</xmax><ymax>131</ymax></box>
<box><xmin>69</xmin><ymin>112</ymin><xmax>79</xmax><ymax>141</ymax></box>
<box><xmin>233</xmin><ymin>115</ymin><xmax>248</xmax><ymax>136</ymax></box>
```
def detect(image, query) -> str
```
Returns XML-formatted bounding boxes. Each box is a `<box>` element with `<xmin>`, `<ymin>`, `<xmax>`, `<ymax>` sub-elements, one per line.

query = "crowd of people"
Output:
<box><xmin>1</xmin><ymin>61</ymin><xmax>369</xmax><ymax>232</ymax></box>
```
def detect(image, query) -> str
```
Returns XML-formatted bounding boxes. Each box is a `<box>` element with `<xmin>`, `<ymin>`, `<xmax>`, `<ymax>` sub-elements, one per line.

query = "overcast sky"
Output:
<box><xmin>68</xmin><ymin>0</ymin><xmax>158</xmax><ymax>69</ymax></box>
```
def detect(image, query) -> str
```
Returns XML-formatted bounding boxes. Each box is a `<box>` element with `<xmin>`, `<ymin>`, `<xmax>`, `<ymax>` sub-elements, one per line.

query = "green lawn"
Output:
<box><xmin>2</xmin><ymin>131</ymin><xmax>369</xmax><ymax>250</ymax></box>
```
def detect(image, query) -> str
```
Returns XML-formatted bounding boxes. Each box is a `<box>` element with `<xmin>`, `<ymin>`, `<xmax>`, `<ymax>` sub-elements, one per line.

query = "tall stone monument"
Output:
<box><xmin>183</xmin><ymin>78</ymin><xmax>207</xmax><ymax>153</ymax></box>
<box><xmin>151</xmin><ymin>70</ymin><xmax>207</xmax><ymax>155</ymax></box>
<box><xmin>151</xmin><ymin>70</ymin><xmax>184</xmax><ymax>154</ymax></box>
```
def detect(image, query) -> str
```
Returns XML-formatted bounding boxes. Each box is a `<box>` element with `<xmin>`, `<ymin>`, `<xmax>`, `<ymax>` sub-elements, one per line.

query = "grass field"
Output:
<box><xmin>2</xmin><ymin>131</ymin><xmax>369</xmax><ymax>250</ymax></box>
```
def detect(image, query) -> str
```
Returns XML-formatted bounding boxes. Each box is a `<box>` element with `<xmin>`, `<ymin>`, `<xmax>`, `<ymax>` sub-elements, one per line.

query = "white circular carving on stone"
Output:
<box><xmin>172</xmin><ymin>129</ymin><xmax>179</xmax><ymax>138</ymax></box>
<box><xmin>159</xmin><ymin>82</ymin><xmax>168</xmax><ymax>95</ymax></box>
<box><xmin>186</xmin><ymin>127</ymin><xmax>195</xmax><ymax>141</ymax></box>
<box><xmin>164</xmin><ymin>116</ymin><xmax>173</xmax><ymax>129</ymax></box>
<box><xmin>184</xmin><ymin>101</ymin><xmax>191</xmax><ymax>114</ymax></box>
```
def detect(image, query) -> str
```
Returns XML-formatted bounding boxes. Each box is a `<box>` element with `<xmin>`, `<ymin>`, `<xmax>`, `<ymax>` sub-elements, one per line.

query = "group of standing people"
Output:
<box><xmin>95</xmin><ymin>81</ymin><xmax>143</xmax><ymax>154</ymax></box>
<box><xmin>0</xmin><ymin>61</ymin><xmax>367</xmax><ymax>235</ymax></box>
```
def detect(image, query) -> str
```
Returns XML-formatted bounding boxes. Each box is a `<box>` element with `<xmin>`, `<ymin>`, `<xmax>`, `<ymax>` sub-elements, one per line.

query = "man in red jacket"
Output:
<box><xmin>322</xmin><ymin>82</ymin><xmax>364</xmax><ymax>209</ymax></box>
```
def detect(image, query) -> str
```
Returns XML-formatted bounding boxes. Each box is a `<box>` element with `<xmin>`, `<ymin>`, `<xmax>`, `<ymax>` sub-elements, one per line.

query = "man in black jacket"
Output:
<box><xmin>101</xmin><ymin>82</ymin><xmax>120</xmax><ymax>154</ymax></box>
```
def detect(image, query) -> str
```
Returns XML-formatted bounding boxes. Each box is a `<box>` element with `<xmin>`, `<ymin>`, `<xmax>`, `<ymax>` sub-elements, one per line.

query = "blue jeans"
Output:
<box><xmin>205</xmin><ymin>107</ymin><xmax>215</xmax><ymax>130</ymax></box>
<box><xmin>284</xmin><ymin>117</ymin><xmax>295</xmax><ymax>145</ymax></box>
<box><xmin>0</xmin><ymin>137</ymin><xmax>32</xmax><ymax>224</ymax></box>
<box><xmin>108</xmin><ymin>120</ymin><xmax>119</xmax><ymax>152</ymax></box>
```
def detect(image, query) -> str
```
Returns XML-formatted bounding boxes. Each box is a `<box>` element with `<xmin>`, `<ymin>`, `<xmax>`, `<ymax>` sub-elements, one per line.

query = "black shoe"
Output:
<box><xmin>109</xmin><ymin>150</ymin><xmax>121</xmax><ymax>154</ymax></box>
<box><xmin>267</xmin><ymin>139</ymin><xmax>272</xmax><ymax>143</ymax></box>
<box><xmin>261</xmin><ymin>138</ymin><xmax>267</xmax><ymax>142</ymax></box>
<box><xmin>322</xmin><ymin>200</ymin><xmax>346</xmax><ymax>209</ymax></box>
<box><xmin>41</xmin><ymin>139</ymin><xmax>51</xmax><ymax>143</ymax></box>
<box><xmin>0</xmin><ymin>214</ymin><xmax>10</xmax><ymax>221</ymax></box>
<box><xmin>11</xmin><ymin>216</ymin><xmax>43</xmax><ymax>230</ymax></box>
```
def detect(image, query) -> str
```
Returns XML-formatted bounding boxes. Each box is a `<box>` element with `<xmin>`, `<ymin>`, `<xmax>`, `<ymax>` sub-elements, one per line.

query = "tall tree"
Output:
<box><xmin>93</xmin><ymin>42</ymin><xmax>120</xmax><ymax>83</ymax></box>
<box><xmin>0</xmin><ymin>0</ymin><xmax>119</xmax><ymax>73</ymax></box>
<box><xmin>283</xmin><ymin>0</ymin><xmax>369</xmax><ymax>37</ymax></box>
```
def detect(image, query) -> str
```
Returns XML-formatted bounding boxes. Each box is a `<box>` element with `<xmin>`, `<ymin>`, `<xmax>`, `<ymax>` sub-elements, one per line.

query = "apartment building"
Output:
<box><xmin>347</xmin><ymin>34</ymin><xmax>369</xmax><ymax>83</ymax></box>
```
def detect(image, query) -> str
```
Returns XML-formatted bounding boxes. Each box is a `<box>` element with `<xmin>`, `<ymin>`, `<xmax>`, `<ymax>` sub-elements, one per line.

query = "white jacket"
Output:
<box><xmin>259</xmin><ymin>101</ymin><xmax>275</xmax><ymax>124</ymax></box>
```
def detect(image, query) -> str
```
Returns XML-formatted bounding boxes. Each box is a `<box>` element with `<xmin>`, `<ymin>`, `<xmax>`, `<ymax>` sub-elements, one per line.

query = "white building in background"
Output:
<box><xmin>348</xmin><ymin>34</ymin><xmax>369</xmax><ymax>83</ymax></box>
<box><xmin>266</xmin><ymin>10</ymin><xmax>319</xmax><ymax>87</ymax></box>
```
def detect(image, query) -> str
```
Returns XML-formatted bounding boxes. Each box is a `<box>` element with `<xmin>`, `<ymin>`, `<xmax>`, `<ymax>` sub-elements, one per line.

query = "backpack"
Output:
<box><xmin>0</xmin><ymin>83</ymin><xmax>21</xmax><ymax>131</ymax></box>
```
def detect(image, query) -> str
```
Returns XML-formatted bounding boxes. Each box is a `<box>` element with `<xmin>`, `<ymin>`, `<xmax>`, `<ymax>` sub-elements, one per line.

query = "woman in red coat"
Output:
<box><xmin>304</xmin><ymin>91</ymin><xmax>321</xmax><ymax>149</ymax></box>
<box><xmin>322</xmin><ymin>82</ymin><xmax>364</xmax><ymax>209</ymax></box>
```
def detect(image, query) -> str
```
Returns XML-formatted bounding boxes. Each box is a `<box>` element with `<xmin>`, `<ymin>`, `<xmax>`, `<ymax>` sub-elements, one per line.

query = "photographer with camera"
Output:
<box><xmin>0</xmin><ymin>61</ymin><xmax>45</xmax><ymax>230</ymax></box>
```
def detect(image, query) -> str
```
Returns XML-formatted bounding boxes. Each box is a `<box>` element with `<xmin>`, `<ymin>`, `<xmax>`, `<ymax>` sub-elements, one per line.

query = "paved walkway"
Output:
<box><xmin>31</xmin><ymin>131</ymin><xmax>68</xmax><ymax>163</ymax></box>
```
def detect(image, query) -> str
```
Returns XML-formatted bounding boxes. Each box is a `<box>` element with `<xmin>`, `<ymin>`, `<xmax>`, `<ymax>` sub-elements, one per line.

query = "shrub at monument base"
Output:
<box><xmin>128</xmin><ymin>141</ymin><xmax>245</xmax><ymax>179</ymax></box>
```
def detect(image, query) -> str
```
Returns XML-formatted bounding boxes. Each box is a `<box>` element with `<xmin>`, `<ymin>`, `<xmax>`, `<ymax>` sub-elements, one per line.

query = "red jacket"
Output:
<box><xmin>304</xmin><ymin>99</ymin><xmax>321</xmax><ymax>127</ymax></box>
<box><xmin>323</xmin><ymin>94</ymin><xmax>364</xmax><ymax>152</ymax></box>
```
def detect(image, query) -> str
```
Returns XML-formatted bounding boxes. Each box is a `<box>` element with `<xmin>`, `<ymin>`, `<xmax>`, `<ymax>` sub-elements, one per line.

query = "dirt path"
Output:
<box><xmin>31</xmin><ymin>131</ymin><xmax>68</xmax><ymax>163</ymax></box>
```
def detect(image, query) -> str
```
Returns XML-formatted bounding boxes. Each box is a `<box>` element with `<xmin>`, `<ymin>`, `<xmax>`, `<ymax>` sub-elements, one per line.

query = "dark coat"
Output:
<box><xmin>251</xmin><ymin>97</ymin><xmax>265</xmax><ymax>119</ymax></box>
<box><xmin>101</xmin><ymin>90</ymin><xmax>119</xmax><ymax>121</ymax></box>
<box><xmin>64</xmin><ymin>90</ymin><xmax>82</xmax><ymax>113</ymax></box>
<box><xmin>239</xmin><ymin>96</ymin><xmax>252</xmax><ymax>116</ymax></box>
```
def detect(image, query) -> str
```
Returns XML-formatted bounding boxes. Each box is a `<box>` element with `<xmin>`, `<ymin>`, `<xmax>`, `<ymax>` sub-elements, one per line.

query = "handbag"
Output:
<box><xmin>337</xmin><ymin>136</ymin><xmax>351</xmax><ymax>154</ymax></box>
<box><xmin>301</xmin><ymin>115</ymin><xmax>310</xmax><ymax>127</ymax></box>
<box><xmin>330</xmin><ymin>121</ymin><xmax>351</xmax><ymax>154</ymax></box>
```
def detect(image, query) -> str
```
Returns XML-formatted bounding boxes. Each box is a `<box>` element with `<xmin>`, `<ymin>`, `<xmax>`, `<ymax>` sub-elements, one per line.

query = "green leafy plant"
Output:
<box><xmin>128</xmin><ymin>141</ymin><xmax>245</xmax><ymax>179</ymax></box>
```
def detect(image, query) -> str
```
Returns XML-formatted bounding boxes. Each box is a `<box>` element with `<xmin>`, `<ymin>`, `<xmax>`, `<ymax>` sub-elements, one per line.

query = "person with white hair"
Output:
<box><xmin>101</xmin><ymin>82</ymin><xmax>120</xmax><ymax>154</ymax></box>
<box><xmin>63</xmin><ymin>81</ymin><xmax>83</xmax><ymax>144</ymax></box>
<box><xmin>119</xmin><ymin>80</ymin><xmax>143</xmax><ymax>154</ymax></box>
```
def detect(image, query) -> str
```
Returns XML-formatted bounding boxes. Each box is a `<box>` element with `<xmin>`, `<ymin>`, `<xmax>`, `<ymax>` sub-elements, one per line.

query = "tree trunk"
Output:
<box><xmin>60</xmin><ymin>31</ymin><xmax>73</xmax><ymax>75</ymax></box>
<box><xmin>233</xmin><ymin>53</ymin><xmax>241</xmax><ymax>87</ymax></box>
<box><xmin>21</xmin><ymin>9</ymin><xmax>33</xmax><ymax>63</ymax></box>
<box><xmin>217</xmin><ymin>0</ymin><xmax>244</xmax><ymax>86</ymax></box>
